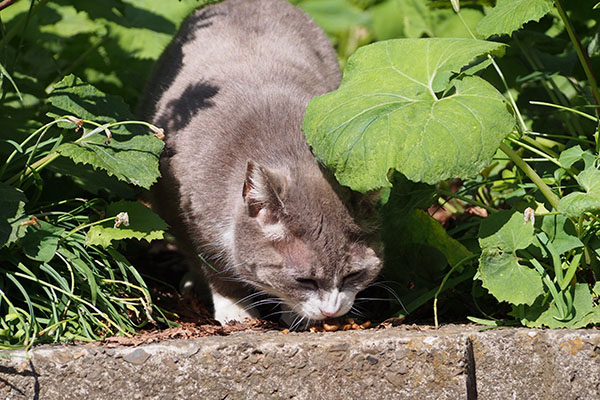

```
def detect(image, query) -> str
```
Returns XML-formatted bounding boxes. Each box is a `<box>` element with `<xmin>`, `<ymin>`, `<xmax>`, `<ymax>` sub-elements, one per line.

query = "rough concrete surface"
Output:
<box><xmin>0</xmin><ymin>325</ymin><xmax>599</xmax><ymax>400</ymax></box>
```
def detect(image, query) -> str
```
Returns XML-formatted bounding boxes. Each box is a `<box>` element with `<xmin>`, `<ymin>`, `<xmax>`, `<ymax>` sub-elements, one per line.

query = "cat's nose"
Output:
<box><xmin>320</xmin><ymin>307</ymin><xmax>341</xmax><ymax>318</ymax></box>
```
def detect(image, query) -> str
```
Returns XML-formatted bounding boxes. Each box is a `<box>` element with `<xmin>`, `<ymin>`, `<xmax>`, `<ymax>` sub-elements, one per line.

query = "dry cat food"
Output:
<box><xmin>307</xmin><ymin>318</ymin><xmax>371</xmax><ymax>333</ymax></box>
<box><xmin>280</xmin><ymin>318</ymin><xmax>372</xmax><ymax>334</ymax></box>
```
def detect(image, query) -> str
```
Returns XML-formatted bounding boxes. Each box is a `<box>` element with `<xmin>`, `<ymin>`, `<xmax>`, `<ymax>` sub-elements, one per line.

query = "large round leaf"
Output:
<box><xmin>303</xmin><ymin>38</ymin><xmax>514</xmax><ymax>192</ymax></box>
<box><xmin>478</xmin><ymin>210</ymin><xmax>544</xmax><ymax>306</ymax></box>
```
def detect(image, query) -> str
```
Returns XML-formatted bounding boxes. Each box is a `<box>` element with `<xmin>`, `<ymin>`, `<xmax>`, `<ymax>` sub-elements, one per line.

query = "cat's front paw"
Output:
<box><xmin>212</xmin><ymin>291</ymin><xmax>259</xmax><ymax>324</ymax></box>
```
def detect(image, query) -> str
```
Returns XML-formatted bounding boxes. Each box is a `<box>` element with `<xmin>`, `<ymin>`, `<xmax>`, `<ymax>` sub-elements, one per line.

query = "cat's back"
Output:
<box><xmin>141</xmin><ymin>0</ymin><xmax>340</xmax><ymax>133</ymax></box>
<box><xmin>141</xmin><ymin>0</ymin><xmax>341</xmax><ymax>253</ymax></box>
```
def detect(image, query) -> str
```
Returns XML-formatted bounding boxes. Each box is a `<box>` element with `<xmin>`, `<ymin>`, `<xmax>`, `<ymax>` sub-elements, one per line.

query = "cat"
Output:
<box><xmin>139</xmin><ymin>0</ymin><xmax>383</xmax><ymax>326</ymax></box>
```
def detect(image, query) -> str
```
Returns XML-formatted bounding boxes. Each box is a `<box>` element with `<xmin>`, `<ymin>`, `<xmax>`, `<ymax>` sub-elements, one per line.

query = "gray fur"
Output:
<box><xmin>140</xmin><ymin>0</ymin><xmax>383</xmax><ymax>323</ymax></box>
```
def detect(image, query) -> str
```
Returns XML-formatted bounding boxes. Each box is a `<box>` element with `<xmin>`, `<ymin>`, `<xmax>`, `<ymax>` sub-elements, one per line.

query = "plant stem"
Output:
<box><xmin>0</xmin><ymin>117</ymin><xmax>73</xmax><ymax>181</ymax></box>
<box><xmin>530</xmin><ymin>101</ymin><xmax>599</xmax><ymax>122</ymax></box>
<box><xmin>517</xmin><ymin>36</ymin><xmax>582</xmax><ymax>136</ymax></box>
<box><xmin>436</xmin><ymin>189</ymin><xmax>496</xmax><ymax>213</ymax></box>
<box><xmin>456</xmin><ymin>10</ymin><xmax>528</xmax><ymax>133</ymax></box>
<box><xmin>4</xmin><ymin>151</ymin><xmax>60</xmax><ymax>185</ymax></box>
<box><xmin>434</xmin><ymin>255</ymin><xmax>477</xmax><ymax>329</ymax></box>
<box><xmin>554</xmin><ymin>0</ymin><xmax>600</xmax><ymax>113</ymax></box>
<box><xmin>0</xmin><ymin>0</ymin><xmax>50</xmax><ymax>49</ymax></box>
<box><xmin>61</xmin><ymin>216</ymin><xmax>117</xmax><ymax>241</ymax></box>
<box><xmin>3</xmin><ymin>119</ymin><xmax>160</xmax><ymax>186</ymax></box>
<box><xmin>499</xmin><ymin>142</ymin><xmax>560</xmax><ymax>210</ymax></box>
<box><xmin>513</xmin><ymin>136</ymin><xmax>560</xmax><ymax>162</ymax></box>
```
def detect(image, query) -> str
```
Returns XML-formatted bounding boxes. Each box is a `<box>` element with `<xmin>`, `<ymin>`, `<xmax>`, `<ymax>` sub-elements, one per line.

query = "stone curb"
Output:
<box><xmin>1</xmin><ymin>325</ymin><xmax>599</xmax><ymax>399</ymax></box>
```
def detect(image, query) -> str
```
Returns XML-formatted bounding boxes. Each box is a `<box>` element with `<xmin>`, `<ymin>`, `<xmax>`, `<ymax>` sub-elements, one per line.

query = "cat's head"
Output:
<box><xmin>233</xmin><ymin>160</ymin><xmax>383</xmax><ymax>321</ymax></box>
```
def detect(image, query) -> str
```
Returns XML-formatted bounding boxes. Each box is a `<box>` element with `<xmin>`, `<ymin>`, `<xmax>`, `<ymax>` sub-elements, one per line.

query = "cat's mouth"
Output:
<box><xmin>286</xmin><ymin>289</ymin><xmax>356</xmax><ymax>321</ymax></box>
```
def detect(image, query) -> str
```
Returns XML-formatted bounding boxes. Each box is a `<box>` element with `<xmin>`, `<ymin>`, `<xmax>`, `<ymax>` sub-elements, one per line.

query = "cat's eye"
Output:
<box><xmin>342</xmin><ymin>271</ymin><xmax>363</xmax><ymax>286</ymax></box>
<box><xmin>296</xmin><ymin>278</ymin><xmax>318</xmax><ymax>290</ymax></box>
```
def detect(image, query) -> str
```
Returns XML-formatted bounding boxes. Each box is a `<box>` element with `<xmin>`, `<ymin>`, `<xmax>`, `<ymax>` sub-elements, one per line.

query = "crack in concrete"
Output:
<box><xmin>465</xmin><ymin>336</ymin><xmax>478</xmax><ymax>400</ymax></box>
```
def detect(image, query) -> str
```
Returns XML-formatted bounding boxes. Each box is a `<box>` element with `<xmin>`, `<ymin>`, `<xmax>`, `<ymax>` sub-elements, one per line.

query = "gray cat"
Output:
<box><xmin>139</xmin><ymin>0</ymin><xmax>383</xmax><ymax>325</ymax></box>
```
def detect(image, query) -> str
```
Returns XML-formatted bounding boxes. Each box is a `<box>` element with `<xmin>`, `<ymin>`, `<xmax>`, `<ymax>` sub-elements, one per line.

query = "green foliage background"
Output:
<box><xmin>2</xmin><ymin>0</ymin><xmax>600</xmax><ymax>346</ymax></box>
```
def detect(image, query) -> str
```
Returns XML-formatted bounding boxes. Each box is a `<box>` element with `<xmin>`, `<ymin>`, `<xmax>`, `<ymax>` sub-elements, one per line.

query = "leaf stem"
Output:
<box><xmin>0</xmin><ymin>0</ymin><xmax>50</xmax><ymax>49</ymax></box>
<box><xmin>3</xmin><ymin>118</ymin><xmax>160</xmax><ymax>186</ymax></box>
<box><xmin>434</xmin><ymin>255</ymin><xmax>477</xmax><ymax>329</ymax></box>
<box><xmin>0</xmin><ymin>117</ymin><xmax>73</xmax><ymax>181</ymax></box>
<box><xmin>507</xmin><ymin>137</ymin><xmax>564</xmax><ymax>170</ymax></box>
<box><xmin>456</xmin><ymin>9</ymin><xmax>528</xmax><ymax>133</ymax></box>
<box><xmin>554</xmin><ymin>0</ymin><xmax>600</xmax><ymax>113</ymax></box>
<box><xmin>499</xmin><ymin>142</ymin><xmax>560</xmax><ymax>210</ymax></box>
<box><xmin>61</xmin><ymin>216</ymin><xmax>117</xmax><ymax>242</ymax></box>
<box><xmin>436</xmin><ymin>188</ymin><xmax>496</xmax><ymax>213</ymax></box>
<box><xmin>530</xmin><ymin>101</ymin><xmax>599</xmax><ymax>122</ymax></box>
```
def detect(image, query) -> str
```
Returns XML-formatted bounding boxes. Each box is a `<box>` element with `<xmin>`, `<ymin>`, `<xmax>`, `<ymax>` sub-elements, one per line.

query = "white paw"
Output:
<box><xmin>212</xmin><ymin>291</ymin><xmax>259</xmax><ymax>324</ymax></box>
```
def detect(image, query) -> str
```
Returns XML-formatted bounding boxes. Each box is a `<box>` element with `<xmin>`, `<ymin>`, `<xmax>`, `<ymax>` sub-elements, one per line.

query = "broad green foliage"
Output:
<box><xmin>541</xmin><ymin>215</ymin><xmax>583</xmax><ymax>254</ymax></box>
<box><xmin>558</xmin><ymin>145</ymin><xmax>595</xmax><ymax>170</ymax></box>
<box><xmin>519</xmin><ymin>284</ymin><xmax>600</xmax><ymax>329</ymax></box>
<box><xmin>0</xmin><ymin>184</ymin><xmax>27</xmax><ymax>247</ymax></box>
<box><xmin>301</xmin><ymin>0</ymin><xmax>600</xmax><ymax>329</ymax></box>
<box><xmin>558</xmin><ymin>167</ymin><xmax>600</xmax><ymax>218</ymax></box>
<box><xmin>304</xmin><ymin>38</ymin><xmax>513</xmax><ymax>191</ymax></box>
<box><xmin>371</xmin><ymin>0</ymin><xmax>484</xmax><ymax>40</ymax></box>
<box><xmin>406</xmin><ymin>209</ymin><xmax>472</xmax><ymax>266</ymax></box>
<box><xmin>87</xmin><ymin>201</ymin><xmax>168</xmax><ymax>247</ymax></box>
<box><xmin>3</xmin><ymin>0</ymin><xmax>600</xmax><ymax>343</ymax></box>
<box><xmin>476</xmin><ymin>0</ymin><xmax>554</xmax><ymax>38</ymax></box>
<box><xmin>297</xmin><ymin>0</ymin><xmax>370</xmax><ymax>35</ymax></box>
<box><xmin>0</xmin><ymin>1</ymin><xmax>188</xmax><ymax>347</ymax></box>
<box><xmin>48</xmin><ymin>75</ymin><xmax>163</xmax><ymax>189</ymax></box>
<box><xmin>22</xmin><ymin>221</ymin><xmax>64</xmax><ymax>263</ymax></box>
<box><xmin>478</xmin><ymin>211</ymin><xmax>543</xmax><ymax>305</ymax></box>
<box><xmin>0</xmin><ymin>0</ymin><xmax>204</xmax><ymax>106</ymax></box>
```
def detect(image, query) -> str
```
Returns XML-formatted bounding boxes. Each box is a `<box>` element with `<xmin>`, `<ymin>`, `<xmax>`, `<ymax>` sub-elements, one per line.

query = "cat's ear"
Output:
<box><xmin>242</xmin><ymin>161</ymin><xmax>288</xmax><ymax>238</ymax></box>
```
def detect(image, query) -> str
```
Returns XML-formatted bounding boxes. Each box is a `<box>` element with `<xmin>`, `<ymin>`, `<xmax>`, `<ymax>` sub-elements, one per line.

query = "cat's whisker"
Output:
<box><xmin>367</xmin><ymin>282</ymin><xmax>407</xmax><ymax>313</ymax></box>
<box><xmin>243</xmin><ymin>298</ymin><xmax>283</xmax><ymax>312</ymax></box>
<box><xmin>354</xmin><ymin>297</ymin><xmax>393</xmax><ymax>302</ymax></box>
<box><xmin>303</xmin><ymin>318</ymin><xmax>313</xmax><ymax>331</ymax></box>
<box><xmin>263</xmin><ymin>309</ymin><xmax>294</xmax><ymax>319</ymax></box>
<box><xmin>289</xmin><ymin>316</ymin><xmax>301</xmax><ymax>331</ymax></box>
<box><xmin>349</xmin><ymin>306</ymin><xmax>366</xmax><ymax>318</ymax></box>
<box><xmin>234</xmin><ymin>290</ymin><xmax>268</xmax><ymax>306</ymax></box>
<box><xmin>219</xmin><ymin>261</ymin><xmax>245</xmax><ymax>274</ymax></box>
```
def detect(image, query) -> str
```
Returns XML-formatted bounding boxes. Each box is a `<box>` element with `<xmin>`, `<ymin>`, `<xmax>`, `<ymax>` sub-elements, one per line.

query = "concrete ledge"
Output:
<box><xmin>1</xmin><ymin>325</ymin><xmax>599</xmax><ymax>399</ymax></box>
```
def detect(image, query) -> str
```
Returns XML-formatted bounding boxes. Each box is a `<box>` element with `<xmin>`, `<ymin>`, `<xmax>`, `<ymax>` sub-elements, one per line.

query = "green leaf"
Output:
<box><xmin>58</xmin><ymin>248</ymin><xmax>99</xmax><ymax>305</ymax></box>
<box><xmin>48</xmin><ymin>74</ymin><xmax>164</xmax><ymax>189</ymax></box>
<box><xmin>381</xmin><ymin>175</ymin><xmax>466</xmax><ymax>265</ymax></box>
<box><xmin>558</xmin><ymin>145</ymin><xmax>584</xmax><ymax>169</ymax></box>
<box><xmin>558</xmin><ymin>167</ymin><xmax>600</xmax><ymax>218</ymax></box>
<box><xmin>478</xmin><ymin>210</ymin><xmax>544</xmax><ymax>305</ymax></box>
<box><xmin>476</xmin><ymin>0</ymin><xmax>554</xmax><ymax>38</ymax></box>
<box><xmin>0</xmin><ymin>183</ymin><xmax>27</xmax><ymax>247</ymax></box>
<box><xmin>520</xmin><ymin>284</ymin><xmax>600</xmax><ymax>328</ymax></box>
<box><xmin>405</xmin><ymin>209</ymin><xmax>472</xmax><ymax>266</ymax></box>
<box><xmin>87</xmin><ymin>200</ymin><xmax>168</xmax><ymax>247</ymax></box>
<box><xmin>22</xmin><ymin>222</ymin><xmax>64</xmax><ymax>263</ymax></box>
<box><xmin>371</xmin><ymin>0</ymin><xmax>432</xmax><ymax>39</ymax></box>
<box><xmin>303</xmin><ymin>38</ymin><xmax>514</xmax><ymax>191</ymax></box>
<box><xmin>370</xmin><ymin>1</ymin><xmax>483</xmax><ymax>41</ymax></box>
<box><xmin>297</xmin><ymin>0</ymin><xmax>371</xmax><ymax>36</ymax></box>
<box><xmin>540</xmin><ymin>215</ymin><xmax>583</xmax><ymax>254</ymax></box>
